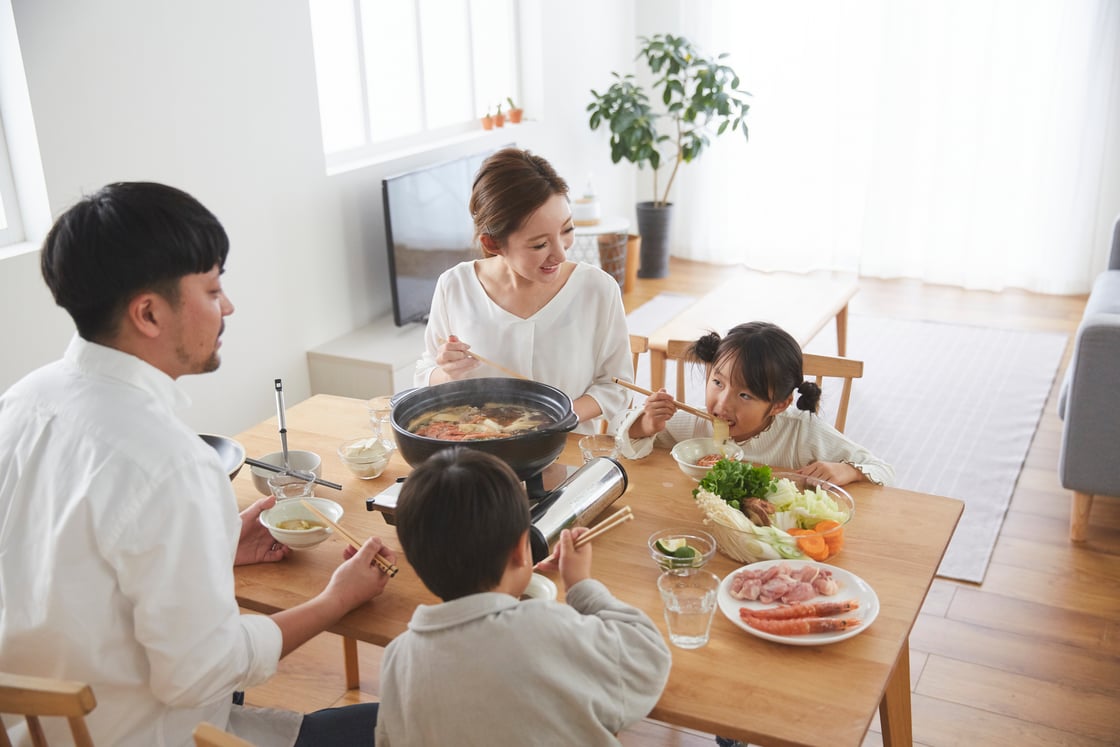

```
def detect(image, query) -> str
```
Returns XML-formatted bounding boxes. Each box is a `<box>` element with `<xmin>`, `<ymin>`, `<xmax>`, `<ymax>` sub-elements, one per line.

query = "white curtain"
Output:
<box><xmin>672</xmin><ymin>0</ymin><xmax>1120</xmax><ymax>294</ymax></box>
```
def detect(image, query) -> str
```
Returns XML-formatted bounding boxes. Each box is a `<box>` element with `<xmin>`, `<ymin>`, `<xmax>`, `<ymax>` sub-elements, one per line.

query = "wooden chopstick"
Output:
<box><xmin>611</xmin><ymin>377</ymin><xmax>714</xmax><ymax>421</ymax></box>
<box><xmin>299</xmin><ymin>499</ymin><xmax>399</xmax><ymax>577</ymax></box>
<box><xmin>541</xmin><ymin>505</ymin><xmax>634</xmax><ymax>563</ymax></box>
<box><xmin>437</xmin><ymin>337</ymin><xmax>528</xmax><ymax>380</ymax></box>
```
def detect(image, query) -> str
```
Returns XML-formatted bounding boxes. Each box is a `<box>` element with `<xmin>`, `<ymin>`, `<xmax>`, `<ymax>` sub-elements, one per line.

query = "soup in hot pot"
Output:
<box><xmin>407</xmin><ymin>403</ymin><xmax>553</xmax><ymax>441</ymax></box>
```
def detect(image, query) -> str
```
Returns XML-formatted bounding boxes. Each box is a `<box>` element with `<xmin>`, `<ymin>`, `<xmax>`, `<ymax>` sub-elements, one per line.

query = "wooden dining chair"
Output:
<box><xmin>664</xmin><ymin>339</ymin><xmax>698</xmax><ymax>403</ymax></box>
<box><xmin>192</xmin><ymin>722</ymin><xmax>255</xmax><ymax>747</ymax></box>
<box><xmin>628</xmin><ymin>334</ymin><xmax>649</xmax><ymax>376</ymax></box>
<box><xmin>0</xmin><ymin>672</ymin><xmax>97</xmax><ymax>747</ymax></box>
<box><xmin>802</xmin><ymin>352</ymin><xmax>864</xmax><ymax>433</ymax></box>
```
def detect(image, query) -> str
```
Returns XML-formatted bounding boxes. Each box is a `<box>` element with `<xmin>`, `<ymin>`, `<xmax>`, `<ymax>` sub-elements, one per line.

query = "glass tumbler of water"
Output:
<box><xmin>657</xmin><ymin>569</ymin><xmax>720</xmax><ymax>649</ymax></box>
<box><xmin>578</xmin><ymin>434</ymin><xmax>620</xmax><ymax>463</ymax></box>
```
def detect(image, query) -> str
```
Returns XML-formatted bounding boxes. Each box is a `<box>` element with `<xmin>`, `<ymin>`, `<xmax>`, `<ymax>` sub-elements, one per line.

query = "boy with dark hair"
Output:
<box><xmin>376</xmin><ymin>447</ymin><xmax>671</xmax><ymax>746</ymax></box>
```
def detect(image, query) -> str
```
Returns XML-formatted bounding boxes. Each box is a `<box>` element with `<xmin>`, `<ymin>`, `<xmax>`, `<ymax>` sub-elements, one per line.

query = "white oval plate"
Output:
<box><xmin>717</xmin><ymin>560</ymin><xmax>879</xmax><ymax>646</ymax></box>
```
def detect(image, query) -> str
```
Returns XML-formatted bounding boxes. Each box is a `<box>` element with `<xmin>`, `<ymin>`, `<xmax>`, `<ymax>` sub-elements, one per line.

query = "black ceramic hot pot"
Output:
<box><xmin>390</xmin><ymin>378</ymin><xmax>580</xmax><ymax>488</ymax></box>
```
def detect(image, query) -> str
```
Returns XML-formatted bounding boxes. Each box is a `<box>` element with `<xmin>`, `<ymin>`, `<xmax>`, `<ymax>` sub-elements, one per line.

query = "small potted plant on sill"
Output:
<box><xmin>480</xmin><ymin>108</ymin><xmax>495</xmax><ymax>130</ymax></box>
<box><xmin>587</xmin><ymin>33</ymin><xmax>751</xmax><ymax>278</ymax></box>
<box><xmin>506</xmin><ymin>97</ymin><xmax>524</xmax><ymax>124</ymax></box>
<box><xmin>493</xmin><ymin>103</ymin><xmax>506</xmax><ymax>128</ymax></box>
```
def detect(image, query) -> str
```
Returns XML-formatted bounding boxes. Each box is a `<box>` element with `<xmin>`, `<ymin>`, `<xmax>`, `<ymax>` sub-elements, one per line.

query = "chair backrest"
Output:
<box><xmin>664</xmin><ymin>339</ymin><xmax>695</xmax><ymax>402</ymax></box>
<box><xmin>802</xmin><ymin>353</ymin><xmax>864</xmax><ymax>433</ymax></box>
<box><xmin>193</xmin><ymin>722</ymin><xmax>255</xmax><ymax>747</ymax></box>
<box><xmin>628</xmin><ymin>334</ymin><xmax>649</xmax><ymax>380</ymax></box>
<box><xmin>0</xmin><ymin>672</ymin><xmax>96</xmax><ymax>747</ymax></box>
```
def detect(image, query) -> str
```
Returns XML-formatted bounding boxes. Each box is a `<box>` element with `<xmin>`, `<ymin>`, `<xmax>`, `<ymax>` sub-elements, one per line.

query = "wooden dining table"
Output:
<box><xmin>231</xmin><ymin>394</ymin><xmax>962</xmax><ymax>747</ymax></box>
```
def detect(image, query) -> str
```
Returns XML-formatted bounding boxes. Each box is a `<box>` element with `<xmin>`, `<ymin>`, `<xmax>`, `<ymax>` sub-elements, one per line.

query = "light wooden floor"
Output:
<box><xmin>247</xmin><ymin>258</ymin><xmax>1120</xmax><ymax>746</ymax></box>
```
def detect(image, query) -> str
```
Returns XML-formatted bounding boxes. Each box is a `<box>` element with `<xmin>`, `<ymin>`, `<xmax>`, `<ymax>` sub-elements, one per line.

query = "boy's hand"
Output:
<box><xmin>557</xmin><ymin>527</ymin><xmax>592</xmax><ymax>590</ymax></box>
<box><xmin>631</xmin><ymin>389</ymin><xmax>676</xmax><ymax>438</ymax></box>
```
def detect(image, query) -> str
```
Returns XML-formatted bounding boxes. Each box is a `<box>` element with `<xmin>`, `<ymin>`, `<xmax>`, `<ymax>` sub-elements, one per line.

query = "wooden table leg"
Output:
<box><xmin>343</xmin><ymin>636</ymin><xmax>360</xmax><ymax>690</ymax></box>
<box><xmin>836</xmin><ymin>304</ymin><xmax>849</xmax><ymax>357</ymax></box>
<box><xmin>650</xmin><ymin>350</ymin><xmax>667</xmax><ymax>393</ymax></box>
<box><xmin>878</xmin><ymin>638</ymin><xmax>913</xmax><ymax>747</ymax></box>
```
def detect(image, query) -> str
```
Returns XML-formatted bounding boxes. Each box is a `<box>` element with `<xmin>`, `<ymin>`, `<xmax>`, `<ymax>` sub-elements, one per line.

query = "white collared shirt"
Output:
<box><xmin>0</xmin><ymin>336</ymin><xmax>296</xmax><ymax>747</ymax></box>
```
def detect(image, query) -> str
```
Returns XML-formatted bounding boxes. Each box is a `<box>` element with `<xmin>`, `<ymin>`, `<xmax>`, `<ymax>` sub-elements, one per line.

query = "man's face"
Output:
<box><xmin>167</xmin><ymin>266</ymin><xmax>234</xmax><ymax>376</ymax></box>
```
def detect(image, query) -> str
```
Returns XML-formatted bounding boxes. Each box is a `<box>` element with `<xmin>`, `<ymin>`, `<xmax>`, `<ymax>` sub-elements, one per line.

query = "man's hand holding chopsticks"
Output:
<box><xmin>331</xmin><ymin>537</ymin><xmax>397</xmax><ymax>606</ymax></box>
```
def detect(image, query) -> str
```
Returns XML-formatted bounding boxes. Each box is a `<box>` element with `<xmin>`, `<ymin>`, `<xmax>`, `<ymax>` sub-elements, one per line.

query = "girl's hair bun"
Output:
<box><xmin>794</xmin><ymin>380</ymin><xmax>822</xmax><ymax>413</ymax></box>
<box><xmin>690</xmin><ymin>331</ymin><xmax>722</xmax><ymax>364</ymax></box>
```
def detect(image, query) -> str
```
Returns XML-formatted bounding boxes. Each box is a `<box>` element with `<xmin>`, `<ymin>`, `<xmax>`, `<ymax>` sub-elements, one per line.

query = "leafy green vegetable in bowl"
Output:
<box><xmin>691</xmin><ymin>460</ymin><xmax>854</xmax><ymax>563</ymax></box>
<box><xmin>693</xmin><ymin>460</ymin><xmax>773</xmax><ymax>509</ymax></box>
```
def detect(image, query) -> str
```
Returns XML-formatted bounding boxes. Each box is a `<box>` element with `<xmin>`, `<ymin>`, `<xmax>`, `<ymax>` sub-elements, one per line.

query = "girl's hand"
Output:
<box><xmin>795</xmin><ymin>461</ymin><xmax>865</xmax><ymax>486</ymax></box>
<box><xmin>435</xmin><ymin>334</ymin><xmax>480</xmax><ymax>380</ymax></box>
<box><xmin>556</xmin><ymin>527</ymin><xmax>592</xmax><ymax>591</ymax></box>
<box><xmin>630</xmin><ymin>389</ymin><xmax>676</xmax><ymax>438</ymax></box>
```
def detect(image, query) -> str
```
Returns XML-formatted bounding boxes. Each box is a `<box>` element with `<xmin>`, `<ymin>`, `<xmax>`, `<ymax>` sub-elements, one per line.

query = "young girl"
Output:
<box><xmin>617</xmin><ymin>321</ymin><xmax>894</xmax><ymax>486</ymax></box>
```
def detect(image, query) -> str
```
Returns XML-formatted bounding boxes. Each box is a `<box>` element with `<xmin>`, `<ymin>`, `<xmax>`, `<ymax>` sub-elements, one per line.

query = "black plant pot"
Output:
<box><xmin>635</xmin><ymin>201</ymin><xmax>674</xmax><ymax>278</ymax></box>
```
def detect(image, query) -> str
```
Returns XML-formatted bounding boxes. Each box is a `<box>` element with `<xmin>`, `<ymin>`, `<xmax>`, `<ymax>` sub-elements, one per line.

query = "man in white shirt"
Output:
<box><xmin>0</xmin><ymin>182</ymin><xmax>395</xmax><ymax>747</ymax></box>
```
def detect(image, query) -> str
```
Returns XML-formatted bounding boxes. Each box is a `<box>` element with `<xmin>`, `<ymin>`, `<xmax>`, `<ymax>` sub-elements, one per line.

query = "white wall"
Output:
<box><xmin>0</xmin><ymin>0</ymin><xmax>639</xmax><ymax>436</ymax></box>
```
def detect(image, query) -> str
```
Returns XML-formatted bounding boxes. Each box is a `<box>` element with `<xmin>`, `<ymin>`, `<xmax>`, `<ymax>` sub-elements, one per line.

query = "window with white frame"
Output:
<box><xmin>0</xmin><ymin>113</ymin><xmax>23</xmax><ymax>247</ymax></box>
<box><xmin>308</xmin><ymin>0</ymin><xmax>520</xmax><ymax>166</ymax></box>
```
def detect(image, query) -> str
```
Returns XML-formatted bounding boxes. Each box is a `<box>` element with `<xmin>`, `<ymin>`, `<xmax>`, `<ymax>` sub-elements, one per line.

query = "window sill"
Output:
<box><xmin>325</xmin><ymin>121</ymin><xmax>535</xmax><ymax>177</ymax></box>
<box><xmin>0</xmin><ymin>239</ymin><xmax>38</xmax><ymax>262</ymax></box>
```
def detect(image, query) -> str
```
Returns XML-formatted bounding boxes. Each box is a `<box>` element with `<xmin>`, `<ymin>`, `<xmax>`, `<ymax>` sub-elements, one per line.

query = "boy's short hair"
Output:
<box><xmin>40</xmin><ymin>181</ymin><xmax>229</xmax><ymax>342</ymax></box>
<box><xmin>395</xmin><ymin>448</ymin><xmax>531</xmax><ymax>601</ymax></box>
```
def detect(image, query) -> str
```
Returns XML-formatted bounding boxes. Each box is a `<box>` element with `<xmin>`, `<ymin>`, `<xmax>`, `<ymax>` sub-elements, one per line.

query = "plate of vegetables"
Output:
<box><xmin>717</xmin><ymin>560</ymin><xmax>879</xmax><ymax>646</ymax></box>
<box><xmin>692</xmin><ymin>461</ymin><xmax>853</xmax><ymax>564</ymax></box>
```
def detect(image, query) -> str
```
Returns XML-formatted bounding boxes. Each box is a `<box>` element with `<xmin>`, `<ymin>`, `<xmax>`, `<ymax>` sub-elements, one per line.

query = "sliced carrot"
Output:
<box><xmin>813</xmin><ymin>519</ymin><xmax>845</xmax><ymax>556</ymax></box>
<box><xmin>787</xmin><ymin>528</ymin><xmax>829</xmax><ymax>561</ymax></box>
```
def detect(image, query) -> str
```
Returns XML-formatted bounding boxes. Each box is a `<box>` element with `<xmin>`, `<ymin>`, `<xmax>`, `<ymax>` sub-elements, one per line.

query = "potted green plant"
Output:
<box><xmin>480</xmin><ymin>106</ymin><xmax>495</xmax><ymax>130</ymax></box>
<box><xmin>587</xmin><ymin>33</ymin><xmax>751</xmax><ymax>277</ymax></box>
<box><xmin>493</xmin><ymin>102</ymin><xmax>505</xmax><ymax>128</ymax></box>
<box><xmin>506</xmin><ymin>97</ymin><xmax>524</xmax><ymax>123</ymax></box>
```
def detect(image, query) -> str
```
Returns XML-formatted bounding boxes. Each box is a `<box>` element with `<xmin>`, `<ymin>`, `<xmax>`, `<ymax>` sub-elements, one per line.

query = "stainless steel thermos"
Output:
<box><xmin>529</xmin><ymin>457</ymin><xmax>628</xmax><ymax>563</ymax></box>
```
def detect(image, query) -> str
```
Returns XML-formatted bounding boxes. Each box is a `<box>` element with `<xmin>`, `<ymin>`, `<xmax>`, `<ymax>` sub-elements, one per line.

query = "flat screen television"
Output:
<box><xmin>382</xmin><ymin>148</ymin><xmax>505</xmax><ymax>326</ymax></box>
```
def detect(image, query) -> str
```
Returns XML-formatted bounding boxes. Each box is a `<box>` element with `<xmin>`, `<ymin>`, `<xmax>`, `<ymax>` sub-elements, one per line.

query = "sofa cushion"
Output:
<box><xmin>1059</xmin><ymin>270</ymin><xmax>1120</xmax><ymax>419</ymax></box>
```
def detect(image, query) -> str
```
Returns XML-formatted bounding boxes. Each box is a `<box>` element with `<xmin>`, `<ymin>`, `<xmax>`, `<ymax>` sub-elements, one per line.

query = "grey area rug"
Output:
<box><xmin>627</xmin><ymin>295</ymin><xmax>1068</xmax><ymax>584</ymax></box>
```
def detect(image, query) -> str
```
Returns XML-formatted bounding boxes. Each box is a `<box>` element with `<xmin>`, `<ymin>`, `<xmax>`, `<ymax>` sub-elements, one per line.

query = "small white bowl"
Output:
<box><xmin>259</xmin><ymin>497</ymin><xmax>343</xmax><ymax>549</ymax></box>
<box><xmin>670</xmin><ymin>437</ymin><xmax>744</xmax><ymax>481</ymax></box>
<box><xmin>250</xmin><ymin>450</ymin><xmax>322</xmax><ymax>495</ymax></box>
<box><xmin>521</xmin><ymin>573</ymin><xmax>558</xmax><ymax>601</ymax></box>
<box><xmin>337</xmin><ymin>435</ymin><xmax>394</xmax><ymax>480</ymax></box>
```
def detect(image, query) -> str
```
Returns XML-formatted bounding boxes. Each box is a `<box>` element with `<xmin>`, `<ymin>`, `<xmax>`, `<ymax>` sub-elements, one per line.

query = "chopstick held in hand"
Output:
<box><xmin>438</xmin><ymin>336</ymin><xmax>528</xmax><ymax>380</ymax></box>
<box><xmin>541</xmin><ymin>505</ymin><xmax>634</xmax><ymax>564</ymax></box>
<box><xmin>299</xmin><ymin>499</ymin><xmax>399</xmax><ymax>577</ymax></box>
<box><xmin>611</xmin><ymin>377</ymin><xmax>713</xmax><ymax>422</ymax></box>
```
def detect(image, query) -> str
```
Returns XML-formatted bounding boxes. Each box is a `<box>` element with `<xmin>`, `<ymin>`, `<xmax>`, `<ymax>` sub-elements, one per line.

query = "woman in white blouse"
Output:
<box><xmin>414</xmin><ymin>148</ymin><xmax>633</xmax><ymax>434</ymax></box>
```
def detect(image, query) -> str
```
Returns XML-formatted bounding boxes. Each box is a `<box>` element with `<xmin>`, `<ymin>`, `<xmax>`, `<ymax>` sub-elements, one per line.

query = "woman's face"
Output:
<box><xmin>494</xmin><ymin>194</ymin><xmax>574</xmax><ymax>283</ymax></box>
<box><xmin>704</xmin><ymin>357</ymin><xmax>789</xmax><ymax>440</ymax></box>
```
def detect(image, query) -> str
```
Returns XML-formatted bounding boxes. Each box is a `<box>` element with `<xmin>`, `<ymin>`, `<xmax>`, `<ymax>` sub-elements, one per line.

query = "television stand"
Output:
<box><xmin>306</xmin><ymin>315</ymin><xmax>427</xmax><ymax>399</ymax></box>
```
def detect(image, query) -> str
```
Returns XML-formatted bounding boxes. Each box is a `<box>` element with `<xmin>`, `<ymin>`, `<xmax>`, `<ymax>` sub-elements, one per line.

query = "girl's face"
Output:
<box><xmin>493</xmin><ymin>194</ymin><xmax>574</xmax><ymax>283</ymax></box>
<box><xmin>705</xmin><ymin>357</ymin><xmax>791</xmax><ymax>440</ymax></box>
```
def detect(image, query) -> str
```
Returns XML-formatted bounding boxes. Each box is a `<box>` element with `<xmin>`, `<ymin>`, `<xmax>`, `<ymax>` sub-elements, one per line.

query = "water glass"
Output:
<box><xmin>657</xmin><ymin>569</ymin><xmax>720</xmax><ymax>649</ymax></box>
<box><xmin>267</xmin><ymin>472</ymin><xmax>315</xmax><ymax>501</ymax></box>
<box><xmin>578</xmin><ymin>434</ymin><xmax>620</xmax><ymax>463</ymax></box>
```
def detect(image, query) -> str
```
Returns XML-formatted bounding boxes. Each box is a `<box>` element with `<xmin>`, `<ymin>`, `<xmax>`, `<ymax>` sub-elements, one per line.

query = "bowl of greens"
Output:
<box><xmin>692</xmin><ymin>460</ymin><xmax>853</xmax><ymax>564</ymax></box>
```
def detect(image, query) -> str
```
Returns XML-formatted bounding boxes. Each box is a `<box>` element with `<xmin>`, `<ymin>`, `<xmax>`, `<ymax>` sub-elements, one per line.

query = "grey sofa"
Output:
<box><xmin>1059</xmin><ymin>216</ymin><xmax>1120</xmax><ymax>540</ymax></box>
